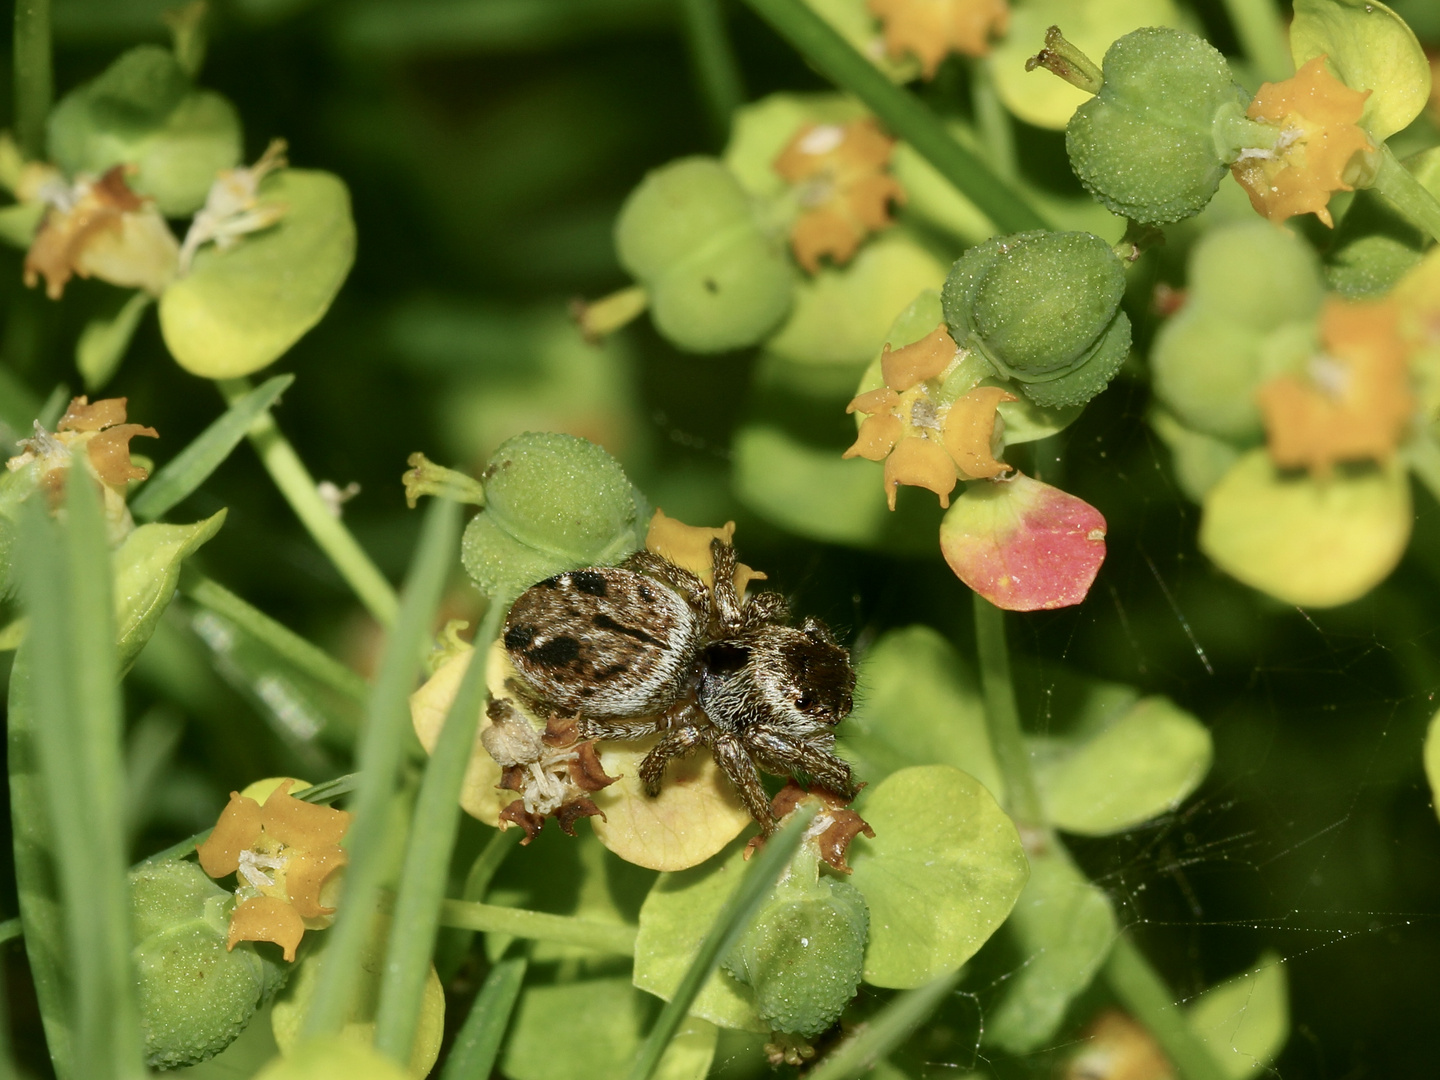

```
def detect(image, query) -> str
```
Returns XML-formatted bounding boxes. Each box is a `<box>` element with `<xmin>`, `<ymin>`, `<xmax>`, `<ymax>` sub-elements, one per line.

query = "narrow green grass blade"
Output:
<box><xmin>17</xmin><ymin>478</ymin><xmax>144</xmax><ymax>1080</ymax></box>
<box><xmin>806</xmin><ymin>972</ymin><xmax>960</xmax><ymax>1080</ymax></box>
<box><xmin>436</xmin><ymin>899</ymin><xmax>637</xmax><ymax>955</ymax></box>
<box><xmin>374</xmin><ymin>604</ymin><xmax>503</xmax><ymax>1062</ymax></box>
<box><xmin>131</xmin><ymin>375</ymin><xmax>294</xmax><ymax>521</ymax></box>
<box><xmin>299</xmin><ymin>498</ymin><xmax>461</xmax><ymax>1039</ymax></box>
<box><xmin>183</xmin><ymin>573</ymin><xmax>369</xmax><ymax>702</ymax></box>
<box><xmin>626</xmin><ymin>807</ymin><xmax>816</xmax><ymax>1080</ymax></box>
<box><xmin>439</xmin><ymin>957</ymin><xmax>527</xmax><ymax>1080</ymax></box>
<box><xmin>37</xmin><ymin>384</ymin><xmax>69</xmax><ymax>430</ymax></box>
<box><xmin>739</xmin><ymin>0</ymin><xmax>1048</xmax><ymax>234</ymax></box>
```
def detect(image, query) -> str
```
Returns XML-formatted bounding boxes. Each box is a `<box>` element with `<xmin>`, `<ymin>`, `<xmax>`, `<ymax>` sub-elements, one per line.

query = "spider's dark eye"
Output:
<box><xmin>795</xmin><ymin>694</ymin><xmax>815</xmax><ymax>711</ymax></box>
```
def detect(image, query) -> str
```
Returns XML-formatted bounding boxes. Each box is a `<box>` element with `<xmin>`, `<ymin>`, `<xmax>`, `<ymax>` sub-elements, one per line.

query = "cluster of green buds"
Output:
<box><xmin>1035</xmin><ymin>1</ymin><xmax>1436</xmax><ymax>236</ymax></box>
<box><xmin>1150</xmin><ymin>221</ymin><xmax>1440</xmax><ymax>607</ymax></box>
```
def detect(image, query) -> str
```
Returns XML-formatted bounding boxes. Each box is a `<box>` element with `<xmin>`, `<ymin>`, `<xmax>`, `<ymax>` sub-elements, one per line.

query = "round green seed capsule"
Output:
<box><xmin>130</xmin><ymin>859</ymin><xmax>288</xmax><ymax>1069</ymax></box>
<box><xmin>723</xmin><ymin>878</ymin><xmax>869</xmax><ymax>1038</ymax></box>
<box><xmin>941</xmin><ymin>230</ymin><xmax>1130</xmax><ymax>409</ymax></box>
<box><xmin>1066</xmin><ymin>27</ymin><xmax>1247</xmax><ymax>225</ymax></box>
<box><xmin>615</xmin><ymin>157</ymin><xmax>794</xmax><ymax>353</ymax></box>
<box><xmin>461</xmin><ymin>432</ymin><xmax>645</xmax><ymax>600</ymax></box>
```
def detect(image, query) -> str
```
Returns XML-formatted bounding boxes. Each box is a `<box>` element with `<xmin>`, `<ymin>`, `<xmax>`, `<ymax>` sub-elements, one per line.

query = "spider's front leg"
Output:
<box><xmin>711</xmin><ymin>731</ymin><xmax>780</xmax><ymax>834</ymax></box>
<box><xmin>748</xmin><ymin>726</ymin><xmax>858</xmax><ymax>801</ymax></box>
<box><xmin>636</xmin><ymin>725</ymin><xmax>707</xmax><ymax>796</ymax></box>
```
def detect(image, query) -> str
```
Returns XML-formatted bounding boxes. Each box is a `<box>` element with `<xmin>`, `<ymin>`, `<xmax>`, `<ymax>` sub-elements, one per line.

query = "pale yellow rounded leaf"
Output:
<box><xmin>1199</xmin><ymin>450</ymin><xmax>1411</xmax><ymax>608</ymax></box>
<box><xmin>588</xmin><ymin>735</ymin><xmax>751</xmax><ymax>872</ymax></box>
<box><xmin>409</xmin><ymin>646</ymin><xmax>503</xmax><ymax>826</ymax></box>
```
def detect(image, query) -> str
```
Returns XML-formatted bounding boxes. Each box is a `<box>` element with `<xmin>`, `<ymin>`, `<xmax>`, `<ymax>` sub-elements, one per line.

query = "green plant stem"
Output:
<box><xmin>679</xmin><ymin>0</ymin><xmax>746</xmax><ymax>141</ymax></box>
<box><xmin>439</xmin><ymin>957</ymin><xmax>528</xmax><ymax>1080</ymax></box>
<box><xmin>970</xmin><ymin>58</ymin><xmax>1015</xmax><ymax>181</ymax></box>
<box><xmin>300</xmin><ymin>499</ymin><xmax>460</xmax><ymax>1040</ymax></box>
<box><xmin>807</xmin><ymin>972</ymin><xmax>961</xmax><ymax>1080</ymax></box>
<box><xmin>1105</xmin><ymin>936</ymin><xmax>1231</xmax><ymax>1080</ymax></box>
<box><xmin>0</xmin><ymin>918</ymin><xmax>20</xmax><ymax>946</ymax></box>
<box><xmin>464</xmin><ymin>826</ymin><xmax>522</xmax><ymax>901</ymax></box>
<box><xmin>1219</xmin><ymin>0</ymin><xmax>1292</xmax><ymax>83</ymax></box>
<box><xmin>626</xmin><ymin>807</ymin><xmax>815</xmax><ymax>1080</ymax></box>
<box><xmin>738</xmin><ymin>0</ymin><xmax>1048</xmax><ymax>233</ymax></box>
<box><xmin>183</xmin><ymin>573</ymin><xmax>369</xmax><ymax>702</ymax></box>
<box><xmin>217</xmin><ymin>378</ymin><xmax>400</xmax><ymax>626</ymax></box>
<box><xmin>972</xmin><ymin>594</ymin><xmax>1044</xmax><ymax>829</ymax></box>
<box><xmin>437</xmin><ymin>900</ymin><xmax>638</xmax><ymax>955</ymax></box>
<box><xmin>1370</xmin><ymin>144</ymin><xmax>1440</xmax><ymax>246</ymax></box>
<box><xmin>13</xmin><ymin>0</ymin><xmax>52</xmax><ymax>159</ymax></box>
<box><xmin>374</xmin><ymin>604</ymin><xmax>503</xmax><ymax>1064</ymax></box>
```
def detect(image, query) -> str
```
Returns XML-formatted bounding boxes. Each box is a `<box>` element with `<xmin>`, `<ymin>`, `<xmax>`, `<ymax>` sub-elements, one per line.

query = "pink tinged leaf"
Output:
<box><xmin>939</xmin><ymin>472</ymin><xmax>1107</xmax><ymax>611</ymax></box>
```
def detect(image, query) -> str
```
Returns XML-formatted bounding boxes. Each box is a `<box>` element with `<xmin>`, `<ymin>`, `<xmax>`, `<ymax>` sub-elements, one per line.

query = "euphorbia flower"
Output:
<box><xmin>844</xmin><ymin>324</ymin><xmax>1017</xmax><ymax>508</ymax></box>
<box><xmin>774</xmin><ymin>118</ymin><xmax>905</xmax><ymax>273</ymax></box>
<box><xmin>1257</xmin><ymin>296</ymin><xmax>1414</xmax><ymax>476</ymax></box>
<box><xmin>1231</xmin><ymin>56</ymin><xmax>1375</xmax><ymax>227</ymax></box>
<box><xmin>23</xmin><ymin>166</ymin><xmax>178</xmax><ymax>298</ymax></box>
<box><xmin>645</xmin><ymin>507</ymin><xmax>766</xmax><ymax>595</ymax></box>
<box><xmin>196</xmin><ymin>779</ymin><xmax>351</xmax><ymax>962</ymax></box>
<box><xmin>179</xmin><ymin>139</ymin><xmax>289</xmax><ymax>273</ymax></box>
<box><xmin>5</xmin><ymin>396</ymin><xmax>157</xmax><ymax>535</ymax></box>
<box><xmin>938</xmin><ymin>471</ymin><xmax>1107</xmax><ymax>611</ymax></box>
<box><xmin>866</xmin><ymin>0</ymin><xmax>1010</xmax><ymax>78</ymax></box>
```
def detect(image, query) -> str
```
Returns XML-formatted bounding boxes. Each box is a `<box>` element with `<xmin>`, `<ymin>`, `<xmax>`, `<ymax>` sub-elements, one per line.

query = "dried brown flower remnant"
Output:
<box><xmin>867</xmin><ymin>0</ymin><xmax>1010</xmax><ymax>78</ymax></box>
<box><xmin>483</xmin><ymin>697</ymin><xmax>618</xmax><ymax>844</ymax></box>
<box><xmin>24</xmin><ymin>167</ymin><xmax>179</xmax><ymax>299</ymax></box>
<box><xmin>1257</xmin><ymin>297</ymin><xmax>1413</xmax><ymax>476</ymax></box>
<box><xmin>196</xmin><ymin>779</ymin><xmax>352</xmax><ymax>962</ymax></box>
<box><xmin>774</xmin><ymin>118</ymin><xmax>905</xmax><ymax>273</ymax></box>
<box><xmin>746</xmin><ymin>782</ymin><xmax>874</xmax><ymax>874</ymax></box>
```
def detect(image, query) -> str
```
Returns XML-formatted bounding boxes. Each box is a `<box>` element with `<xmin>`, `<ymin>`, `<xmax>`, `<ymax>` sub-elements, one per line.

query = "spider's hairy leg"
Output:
<box><xmin>708</xmin><ymin>538</ymin><xmax>745</xmax><ymax>628</ymax></box>
<box><xmin>741</xmin><ymin>590</ymin><xmax>789</xmax><ymax>629</ymax></box>
<box><xmin>622</xmin><ymin>549</ymin><xmax>712</xmax><ymax>617</ymax></box>
<box><xmin>637</xmin><ymin>725</ymin><xmax>708</xmax><ymax>796</ymax></box>
<box><xmin>748</xmin><ymin>726</ymin><xmax>858</xmax><ymax>801</ymax></box>
<box><xmin>712</xmin><ymin>731</ymin><xmax>779</xmax><ymax>834</ymax></box>
<box><xmin>576</xmin><ymin>716</ymin><xmax>665</xmax><ymax>741</ymax></box>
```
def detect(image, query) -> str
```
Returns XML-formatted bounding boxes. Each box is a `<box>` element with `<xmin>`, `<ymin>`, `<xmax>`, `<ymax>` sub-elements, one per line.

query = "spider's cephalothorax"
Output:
<box><xmin>496</xmin><ymin>539</ymin><xmax>857</xmax><ymax>833</ymax></box>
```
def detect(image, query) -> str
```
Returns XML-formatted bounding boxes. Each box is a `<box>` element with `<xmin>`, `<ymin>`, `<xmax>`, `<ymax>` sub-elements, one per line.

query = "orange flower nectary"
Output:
<box><xmin>866</xmin><ymin>0</ymin><xmax>1010</xmax><ymax>78</ymax></box>
<box><xmin>1256</xmin><ymin>296</ymin><xmax>1414</xmax><ymax>476</ymax></box>
<box><xmin>1231</xmin><ymin>55</ymin><xmax>1375</xmax><ymax>228</ymax></box>
<box><xmin>773</xmin><ymin>118</ymin><xmax>905</xmax><ymax>273</ymax></box>
<box><xmin>196</xmin><ymin>780</ymin><xmax>352</xmax><ymax>962</ymax></box>
<box><xmin>5</xmin><ymin>395</ymin><xmax>157</xmax><ymax>506</ymax></box>
<box><xmin>844</xmin><ymin>324</ymin><xmax>1016</xmax><ymax>509</ymax></box>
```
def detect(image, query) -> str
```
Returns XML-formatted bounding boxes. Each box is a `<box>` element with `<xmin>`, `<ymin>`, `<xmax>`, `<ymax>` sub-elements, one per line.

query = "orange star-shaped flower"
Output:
<box><xmin>196</xmin><ymin>779</ymin><xmax>352</xmax><ymax>962</ymax></box>
<box><xmin>774</xmin><ymin>118</ymin><xmax>905</xmax><ymax>273</ymax></box>
<box><xmin>1231</xmin><ymin>55</ymin><xmax>1375</xmax><ymax>228</ymax></box>
<box><xmin>844</xmin><ymin>324</ymin><xmax>1016</xmax><ymax>508</ymax></box>
<box><xmin>1256</xmin><ymin>296</ymin><xmax>1414</xmax><ymax>476</ymax></box>
<box><xmin>866</xmin><ymin>0</ymin><xmax>1010</xmax><ymax>78</ymax></box>
<box><xmin>5</xmin><ymin>395</ymin><xmax>157</xmax><ymax>509</ymax></box>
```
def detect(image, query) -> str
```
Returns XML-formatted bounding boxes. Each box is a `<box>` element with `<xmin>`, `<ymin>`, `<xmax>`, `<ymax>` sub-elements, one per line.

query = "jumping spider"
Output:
<box><xmin>493</xmin><ymin>538</ymin><xmax>857</xmax><ymax>834</ymax></box>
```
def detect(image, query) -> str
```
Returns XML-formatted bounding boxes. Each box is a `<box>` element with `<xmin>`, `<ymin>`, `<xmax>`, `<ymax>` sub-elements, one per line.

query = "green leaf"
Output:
<box><xmin>112</xmin><ymin>510</ymin><xmax>227</xmax><ymax>670</ymax></box>
<box><xmin>253</xmin><ymin>1036</ymin><xmax>412</xmax><ymax>1080</ymax></box>
<box><xmin>77</xmin><ymin>290</ymin><xmax>153</xmax><ymax>392</ymax></box>
<box><xmin>439</xmin><ymin>957</ymin><xmax>527</xmax><ymax>1080</ymax></box>
<box><xmin>1187</xmin><ymin>954</ymin><xmax>1289</xmax><ymax>1078</ymax></box>
<box><xmin>1200</xmin><ymin>450</ymin><xmax>1411</xmax><ymax>607</ymax></box>
<box><xmin>160</xmin><ymin>169</ymin><xmax>356</xmax><ymax>378</ymax></box>
<box><xmin>988</xmin><ymin>0</ymin><xmax>1183</xmax><ymax>130</ymax></box>
<box><xmin>732</xmin><ymin>424</ymin><xmax>940</xmax><ymax>552</ymax></box>
<box><xmin>1291</xmin><ymin>0</ymin><xmax>1431</xmax><ymax>141</ymax></box>
<box><xmin>848</xmin><ymin>765</ymin><xmax>1029</xmax><ymax>989</ymax></box>
<box><xmin>0</xmin><ymin>201</ymin><xmax>44</xmax><ymax>248</ymax></box>
<box><xmin>632</xmin><ymin>841</ymin><xmax>769</xmax><ymax>1033</ymax></box>
<box><xmin>502</xmin><ymin>979</ymin><xmax>716</xmax><ymax>1080</ymax></box>
<box><xmin>838</xmin><ymin>625</ymin><xmax>1001</xmax><ymax>798</ymax></box>
<box><xmin>983</xmin><ymin>854</ymin><xmax>1116</xmax><ymax>1052</ymax></box>
<box><xmin>1033</xmin><ymin>695</ymin><xmax>1213</xmax><ymax>836</ymax></box>
<box><xmin>1148</xmin><ymin>406</ymin><xmax>1244</xmax><ymax>503</ymax></box>
<box><xmin>132</xmin><ymin>374</ymin><xmax>294</xmax><ymax>521</ymax></box>
<box><xmin>47</xmin><ymin>45</ymin><xmax>243</xmax><ymax>217</ymax></box>
<box><xmin>1425</xmin><ymin>710</ymin><xmax>1440</xmax><ymax>824</ymax></box>
<box><xmin>765</xmin><ymin>233</ymin><xmax>947</xmax><ymax>368</ymax></box>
